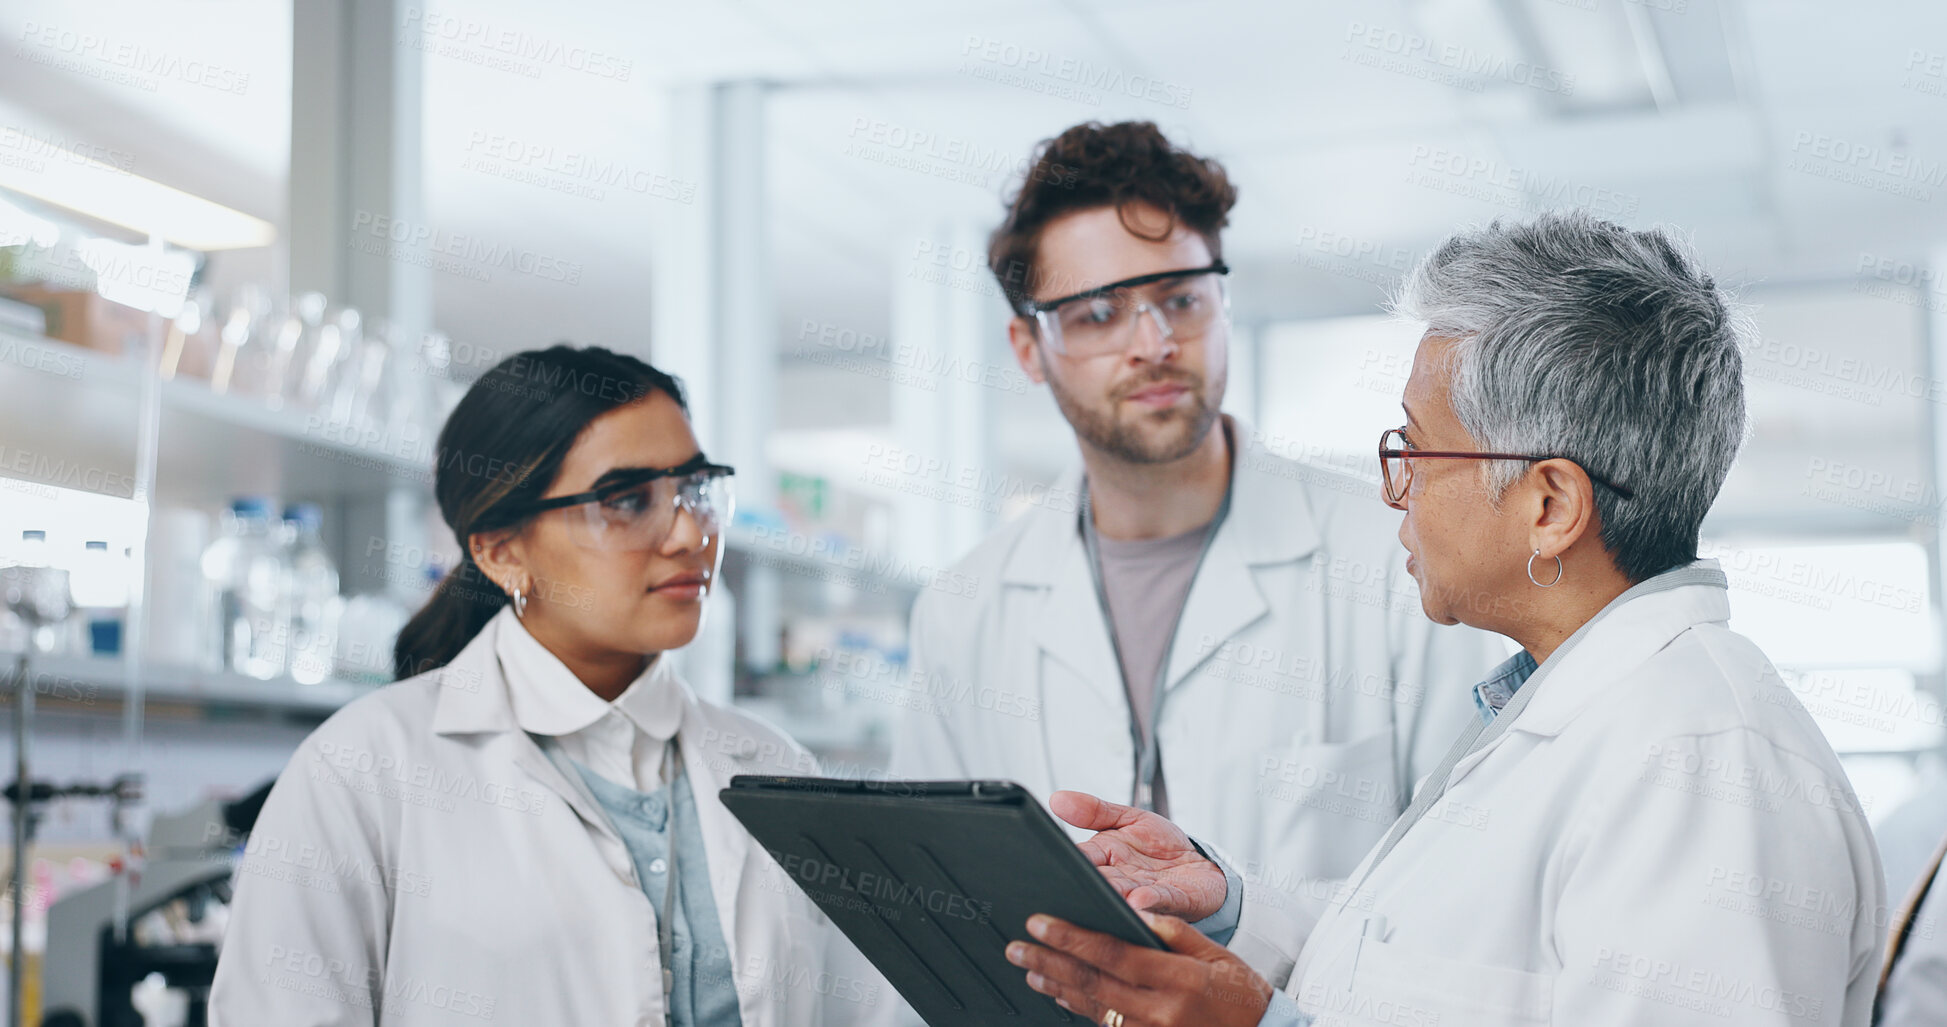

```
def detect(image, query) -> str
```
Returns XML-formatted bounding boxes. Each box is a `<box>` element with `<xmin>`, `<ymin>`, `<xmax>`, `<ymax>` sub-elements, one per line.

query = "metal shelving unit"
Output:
<box><xmin>0</xmin><ymin>322</ymin><xmax>432</xmax><ymax>730</ymax></box>
<box><xmin>6</xmin><ymin>654</ymin><xmax>373</xmax><ymax>720</ymax></box>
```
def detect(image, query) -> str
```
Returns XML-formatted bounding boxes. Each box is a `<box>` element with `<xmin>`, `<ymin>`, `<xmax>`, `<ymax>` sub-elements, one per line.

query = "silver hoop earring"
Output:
<box><xmin>511</xmin><ymin>584</ymin><xmax>528</xmax><ymax>618</ymax></box>
<box><xmin>1527</xmin><ymin>549</ymin><xmax>1564</xmax><ymax>588</ymax></box>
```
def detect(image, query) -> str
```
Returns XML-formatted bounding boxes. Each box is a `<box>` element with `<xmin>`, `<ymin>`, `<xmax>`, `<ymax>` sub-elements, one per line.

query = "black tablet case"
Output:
<box><xmin>720</xmin><ymin>777</ymin><xmax>1166</xmax><ymax>1026</ymax></box>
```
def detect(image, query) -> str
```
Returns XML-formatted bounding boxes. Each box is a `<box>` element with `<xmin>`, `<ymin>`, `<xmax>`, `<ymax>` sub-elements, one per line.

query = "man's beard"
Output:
<box><xmin>1045</xmin><ymin>366</ymin><xmax>1225</xmax><ymax>464</ymax></box>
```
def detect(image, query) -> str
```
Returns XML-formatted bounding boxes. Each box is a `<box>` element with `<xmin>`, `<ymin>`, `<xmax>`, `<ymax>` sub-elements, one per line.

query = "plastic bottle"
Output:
<box><xmin>280</xmin><ymin>504</ymin><xmax>341</xmax><ymax>685</ymax></box>
<box><xmin>200</xmin><ymin>498</ymin><xmax>286</xmax><ymax>679</ymax></box>
<box><xmin>69</xmin><ymin>540</ymin><xmax>130</xmax><ymax>655</ymax></box>
<box><xmin>145</xmin><ymin>508</ymin><xmax>212</xmax><ymax>668</ymax></box>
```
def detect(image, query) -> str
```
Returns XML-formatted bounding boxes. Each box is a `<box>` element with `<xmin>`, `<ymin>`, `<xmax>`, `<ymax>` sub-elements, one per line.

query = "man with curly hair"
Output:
<box><xmin>890</xmin><ymin>121</ymin><xmax>1502</xmax><ymax>959</ymax></box>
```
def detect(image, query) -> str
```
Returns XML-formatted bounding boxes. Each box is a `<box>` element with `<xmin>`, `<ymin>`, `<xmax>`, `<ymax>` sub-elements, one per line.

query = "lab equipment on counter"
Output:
<box><xmin>42</xmin><ymin>784</ymin><xmax>269</xmax><ymax>1027</ymax></box>
<box><xmin>720</xmin><ymin>776</ymin><xmax>1166</xmax><ymax>1027</ymax></box>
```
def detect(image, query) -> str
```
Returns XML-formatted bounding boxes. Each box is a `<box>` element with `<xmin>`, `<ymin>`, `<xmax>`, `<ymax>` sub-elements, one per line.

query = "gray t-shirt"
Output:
<box><xmin>1090</xmin><ymin>517</ymin><xmax>1216</xmax><ymax>817</ymax></box>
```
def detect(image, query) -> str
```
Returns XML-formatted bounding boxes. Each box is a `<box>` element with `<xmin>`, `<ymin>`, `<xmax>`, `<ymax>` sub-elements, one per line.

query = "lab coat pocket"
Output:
<box><xmin>1253</xmin><ymin>729</ymin><xmax>1399</xmax><ymax>875</ymax></box>
<box><xmin>1348</xmin><ymin>936</ymin><xmax>1553</xmax><ymax>1026</ymax></box>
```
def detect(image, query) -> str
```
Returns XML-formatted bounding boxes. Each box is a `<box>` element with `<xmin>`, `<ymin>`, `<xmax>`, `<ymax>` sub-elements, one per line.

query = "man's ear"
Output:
<box><xmin>1007</xmin><ymin>316</ymin><xmax>1047</xmax><ymax>385</ymax></box>
<box><xmin>1529</xmin><ymin>459</ymin><xmax>1599</xmax><ymax>559</ymax></box>
<box><xmin>468</xmin><ymin>526</ymin><xmax>527</xmax><ymax>596</ymax></box>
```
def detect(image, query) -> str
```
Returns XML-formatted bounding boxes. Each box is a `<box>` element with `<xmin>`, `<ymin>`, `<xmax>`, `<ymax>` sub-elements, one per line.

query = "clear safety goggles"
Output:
<box><xmin>1029</xmin><ymin>262</ymin><xmax>1231</xmax><ymax>359</ymax></box>
<box><xmin>518</xmin><ymin>454</ymin><xmax>736</xmax><ymax>552</ymax></box>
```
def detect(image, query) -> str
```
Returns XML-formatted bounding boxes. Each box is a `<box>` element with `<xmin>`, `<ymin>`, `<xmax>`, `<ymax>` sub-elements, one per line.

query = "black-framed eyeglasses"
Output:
<box><xmin>1028</xmin><ymin>261</ymin><xmax>1231</xmax><ymax>359</ymax></box>
<box><xmin>514</xmin><ymin>453</ymin><xmax>737</xmax><ymax>552</ymax></box>
<box><xmin>1378</xmin><ymin>427</ymin><xmax>1634</xmax><ymax>510</ymax></box>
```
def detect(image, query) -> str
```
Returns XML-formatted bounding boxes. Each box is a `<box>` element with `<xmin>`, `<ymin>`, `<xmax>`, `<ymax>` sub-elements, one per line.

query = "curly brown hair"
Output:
<box><xmin>988</xmin><ymin>121</ymin><xmax>1238</xmax><ymax>317</ymax></box>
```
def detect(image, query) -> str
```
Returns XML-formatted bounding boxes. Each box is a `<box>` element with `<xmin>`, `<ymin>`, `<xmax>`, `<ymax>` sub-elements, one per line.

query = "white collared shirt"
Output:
<box><xmin>491</xmin><ymin>606</ymin><xmax>683</xmax><ymax>791</ymax></box>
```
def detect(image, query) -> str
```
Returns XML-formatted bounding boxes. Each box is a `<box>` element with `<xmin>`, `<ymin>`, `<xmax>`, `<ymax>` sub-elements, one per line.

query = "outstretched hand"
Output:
<box><xmin>1050</xmin><ymin>790</ymin><xmax>1229</xmax><ymax>922</ymax></box>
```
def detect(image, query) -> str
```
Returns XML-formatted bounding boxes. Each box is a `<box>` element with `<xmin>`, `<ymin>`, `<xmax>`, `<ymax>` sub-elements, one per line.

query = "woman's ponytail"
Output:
<box><xmin>391</xmin><ymin>551</ymin><xmax>508</xmax><ymax>681</ymax></box>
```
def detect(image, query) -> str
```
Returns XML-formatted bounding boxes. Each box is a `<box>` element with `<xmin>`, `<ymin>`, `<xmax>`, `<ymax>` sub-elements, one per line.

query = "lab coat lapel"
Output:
<box><xmin>1436</xmin><ymin>635</ymin><xmax>1610</xmax><ymax>795</ymax></box>
<box><xmin>1162</xmin><ymin>525</ymin><xmax>1268</xmax><ymax>691</ymax></box>
<box><xmin>1507</xmin><ymin>570</ymin><xmax>1731</xmax><ymax>736</ymax></box>
<box><xmin>1441</xmin><ymin>565</ymin><xmax>1732</xmax><ymax>793</ymax></box>
<box><xmin>431</xmin><ymin>616</ymin><xmax>621</xmax><ymax>845</ymax></box>
<box><xmin>511</xmin><ymin>733</ymin><xmax>618</xmax><ymax>844</ymax></box>
<box><xmin>1162</xmin><ymin>420</ymin><xmax>1320</xmax><ymax>691</ymax></box>
<box><xmin>1000</xmin><ymin>485</ymin><xmax>1136</xmax><ymax>803</ymax></box>
<box><xmin>1007</xmin><ymin>492</ymin><xmax>1127</xmax><ymax>712</ymax></box>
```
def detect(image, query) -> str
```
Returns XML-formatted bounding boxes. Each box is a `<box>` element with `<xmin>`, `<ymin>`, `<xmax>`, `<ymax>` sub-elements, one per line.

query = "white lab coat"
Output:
<box><xmin>1878</xmin><ymin>832</ymin><xmax>1947</xmax><ymax>1027</ymax></box>
<box><xmin>210</xmin><ymin>614</ymin><xmax>896</xmax><ymax>1027</ymax></box>
<box><xmin>890</xmin><ymin>417</ymin><xmax>1502</xmax><ymax>930</ymax></box>
<box><xmin>1252</xmin><ymin>562</ymin><xmax>1887</xmax><ymax>1026</ymax></box>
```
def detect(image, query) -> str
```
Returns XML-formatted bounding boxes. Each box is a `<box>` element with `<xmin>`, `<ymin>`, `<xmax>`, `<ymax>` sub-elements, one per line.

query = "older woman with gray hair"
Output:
<box><xmin>1005</xmin><ymin>211</ymin><xmax>1888</xmax><ymax>1026</ymax></box>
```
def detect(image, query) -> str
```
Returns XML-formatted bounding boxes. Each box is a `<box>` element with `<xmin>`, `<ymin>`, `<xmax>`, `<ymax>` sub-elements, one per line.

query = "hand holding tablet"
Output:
<box><xmin>1011</xmin><ymin>791</ymin><xmax>1274</xmax><ymax>1027</ymax></box>
<box><xmin>721</xmin><ymin>777</ymin><xmax>1169</xmax><ymax>1026</ymax></box>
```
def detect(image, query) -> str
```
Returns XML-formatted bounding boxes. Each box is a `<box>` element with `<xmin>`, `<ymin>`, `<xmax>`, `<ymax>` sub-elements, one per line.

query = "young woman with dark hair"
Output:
<box><xmin>211</xmin><ymin>345</ymin><xmax>895</xmax><ymax>1027</ymax></box>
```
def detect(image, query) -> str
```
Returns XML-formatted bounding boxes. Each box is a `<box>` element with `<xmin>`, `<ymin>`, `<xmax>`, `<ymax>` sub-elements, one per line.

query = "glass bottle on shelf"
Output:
<box><xmin>269</xmin><ymin>291</ymin><xmax>327</xmax><ymax>410</ymax></box>
<box><xmin>209</xmin><ymin>284</ymin><xmax>272</xmax><ymax>397</ymax></box>
<box><xmin>280</xmin><ymin>503</ymin><xmax>341</xmax><ymax>685</ymax></box>
<box><xmin>298</xmin><ymin>306</ymin><xmax>359</xmax><ymax>410</ymax></box>
<box><xmin>330</xmin><ymin>315</ymin><xmax>392</xmax><ymax>429</ymax></box>
<box><xmin>157</xmin><ymin>288</ymin><xmax>212</xmax><ymax>381</ymax></box>
<box><xmin>200</xmin><ymin>497</ymin><xmax>288</xmax><ymax>679</ymax></box>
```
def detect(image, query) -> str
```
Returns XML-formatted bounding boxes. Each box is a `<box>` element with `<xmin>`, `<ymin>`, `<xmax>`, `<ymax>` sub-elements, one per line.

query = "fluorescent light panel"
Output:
<box><xmin>0</xmin><ymin>147</ymin><xmax>273</xmax><ymax>251</ymax></box>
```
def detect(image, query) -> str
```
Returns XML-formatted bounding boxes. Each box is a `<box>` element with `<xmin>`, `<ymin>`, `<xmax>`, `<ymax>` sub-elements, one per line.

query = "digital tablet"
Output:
<box><xmin>720</xmin><ymin>776</ymin><xmax>1166</xmax><ymax>1026</ymax></box>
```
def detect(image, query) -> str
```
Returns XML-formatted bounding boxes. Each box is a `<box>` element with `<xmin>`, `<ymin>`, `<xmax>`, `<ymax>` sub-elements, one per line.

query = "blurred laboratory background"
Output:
<box><xmin>1</xmin><ymin>0</ymin><xmax>1946</xmax><ymax>1022</ymax></box>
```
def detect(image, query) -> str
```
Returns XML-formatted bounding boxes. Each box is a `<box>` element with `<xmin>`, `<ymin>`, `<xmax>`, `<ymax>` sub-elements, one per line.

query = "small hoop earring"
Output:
<box><xmin>1527</xmin><ymin>549</ymin><xmax>1564</xmax><ymax>588</ymax></box>
<box><xmin>510</xmin><ymin>583</ymin><xmax>528</xmax><ymax>618</ymax></box>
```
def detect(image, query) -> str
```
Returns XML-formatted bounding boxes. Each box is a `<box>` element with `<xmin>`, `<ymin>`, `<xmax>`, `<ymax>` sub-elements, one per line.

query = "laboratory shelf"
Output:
<box><xmin>1</xmin><ymin>327</ymin><xmax>916</xmax><ymax>583</ymax></box>
<box><xmin>723</xmin><ymin>524</ymin><xmax>925</xmax><ymax>598</ymax></box>
<box><xmin>6</xmin><ymin>653</ymin><xmax>377</xmax><ymax>719</ymax></box>
<box><xmin>0</xmin><ymin>326</ymin><xmax>431</xmax><ymax>506</ymax></box>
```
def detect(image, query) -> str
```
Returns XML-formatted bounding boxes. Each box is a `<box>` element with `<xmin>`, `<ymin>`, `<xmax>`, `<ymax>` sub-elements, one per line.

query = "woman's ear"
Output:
<box><xmin>468</xmin><ymin>527</ymin><xmax>527</xmax><ymax>597</ymax></box>
<box><xmin>1529</xmin><ymin>459</ymin><xmax>1599</xmax><ymax>558</ymax></box>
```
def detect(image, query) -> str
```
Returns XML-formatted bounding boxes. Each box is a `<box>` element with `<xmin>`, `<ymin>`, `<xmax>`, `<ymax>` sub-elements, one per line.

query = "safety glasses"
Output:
<box><xmin>1029</xmin><ymin>262</ymin><xmax>1230</xmax><ymax>358</ymax></box>
<box><xmin>517</xmin><ymin>454</ymin><xmax>736</xmax><ymax>552</ymax></box>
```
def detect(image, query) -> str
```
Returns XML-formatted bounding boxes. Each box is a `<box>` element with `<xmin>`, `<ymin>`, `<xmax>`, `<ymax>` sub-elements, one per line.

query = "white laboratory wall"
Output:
<box><xmin>1257</xmin><ymin>313</ymin><xmax>1419</xmax><ymax>481</ymax></box>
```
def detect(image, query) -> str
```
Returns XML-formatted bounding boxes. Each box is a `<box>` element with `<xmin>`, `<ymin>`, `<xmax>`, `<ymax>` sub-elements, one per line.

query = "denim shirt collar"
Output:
<box><xmin>1472</xmin><ymin>649</ymin><xmax>1539</xmax><ymax>725</ymax></box>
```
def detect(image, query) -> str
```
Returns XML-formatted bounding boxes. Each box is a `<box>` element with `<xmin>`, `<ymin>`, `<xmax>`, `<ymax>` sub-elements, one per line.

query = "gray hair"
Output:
<box><xmin>1392</xmin><ymin>211</ymin><xmax>1751</xmax><ymax>583</ymax></box>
